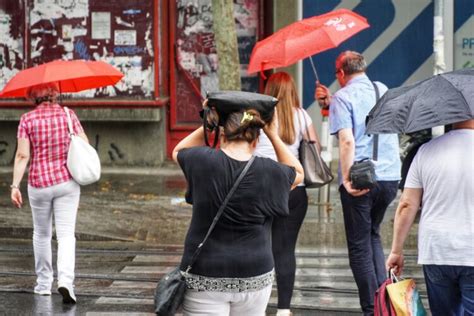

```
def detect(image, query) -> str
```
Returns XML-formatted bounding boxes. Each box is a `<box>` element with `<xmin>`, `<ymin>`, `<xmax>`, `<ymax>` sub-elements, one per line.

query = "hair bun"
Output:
<box><xmin>222</xmin><ymin>109</ymin><xmax>265</xmax><ymax>143</ymax></box>
<box><xmin>239</xmin><ymin>109</ymin><xmax>265</xmax><ymax>129</ymax></box>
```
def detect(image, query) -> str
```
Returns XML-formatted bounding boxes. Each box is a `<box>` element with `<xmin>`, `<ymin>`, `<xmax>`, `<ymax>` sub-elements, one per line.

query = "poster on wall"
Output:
<box><xmin>0</xmin><ymin>1</ymin><xmax>25</xmax><ymax>92</ymax></box>
<box><xmin>91</xmin><ymin>12</ymin><xmax>111</xmax><ymax>40</ymax></box>
<box><xmin>27</xmin><ymin>0</ymin><xmax>155</xmax><ymax>99</ymax></box>
<box><xmin>115</xmin><ymin>30</ymin><xmax>137</xmax><ymax>46</ymax></box>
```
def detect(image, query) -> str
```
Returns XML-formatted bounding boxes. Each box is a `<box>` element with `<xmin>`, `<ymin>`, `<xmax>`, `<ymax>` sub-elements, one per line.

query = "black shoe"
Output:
<box><xmin>58</xmin><ymin>286</ymin><xmax>76</xmax><ymax>304</ymax></box>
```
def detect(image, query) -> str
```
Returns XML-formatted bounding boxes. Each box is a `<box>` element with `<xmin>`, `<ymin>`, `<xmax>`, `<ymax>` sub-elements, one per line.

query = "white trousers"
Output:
<box><xmin>28</xmin><ymin>180</ymin><xmax>80</xmax><ymax>290</ymax></box>
<box><xmin>183</xmin><ymin>284</ymin><xmax>272</xmax><ymax>316</ymax></box>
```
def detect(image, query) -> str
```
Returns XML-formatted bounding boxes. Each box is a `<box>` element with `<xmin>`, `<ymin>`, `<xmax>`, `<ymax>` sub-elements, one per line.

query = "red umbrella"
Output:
<box><xmin>0</xmin><ymin>59</ymin><xmax>124</xmax><ymax>97</ymax></box>
<box><xmin>248</xmin><ymin>9</ymin><xmax>369</xmax><ymax>80</ymax></box>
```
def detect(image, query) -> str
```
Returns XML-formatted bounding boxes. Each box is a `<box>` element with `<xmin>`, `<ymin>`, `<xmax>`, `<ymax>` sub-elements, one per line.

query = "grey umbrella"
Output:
<box><xmin>366</xmin><ymin>68</ymin><xmax>474</xmax><ymax>134</ymax></box>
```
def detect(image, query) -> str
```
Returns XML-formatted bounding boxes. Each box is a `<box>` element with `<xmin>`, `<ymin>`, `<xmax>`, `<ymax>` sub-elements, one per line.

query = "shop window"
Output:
<box><xmin>170</xmin><ymin>0</ymin><xmax>262</xmax><ymax>127</ymax></box>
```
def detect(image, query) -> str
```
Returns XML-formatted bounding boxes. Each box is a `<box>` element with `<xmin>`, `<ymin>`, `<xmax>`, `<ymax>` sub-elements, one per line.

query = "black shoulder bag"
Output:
<box><xmin>349</xmin><ymin>82</ymin><xmax>380</xmax><ymax>190</ymax></box>
<box><xmin>154</xmin><ymin>156</ymin><xmax>255</xmax><ymax>316</ymax></box>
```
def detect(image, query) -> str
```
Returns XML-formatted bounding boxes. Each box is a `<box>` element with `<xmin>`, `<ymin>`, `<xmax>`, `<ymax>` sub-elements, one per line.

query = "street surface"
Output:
<box><xmin>0</xmin><ymin>166</ymin><xmax>426</xmax><ymax>315</ymax></box>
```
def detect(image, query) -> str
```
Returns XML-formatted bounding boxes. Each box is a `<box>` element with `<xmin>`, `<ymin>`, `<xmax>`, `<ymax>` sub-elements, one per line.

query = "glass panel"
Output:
<box><xmin>173</xmin><ymin>0</ymin><xmax>260</xmax><ymax>125</ymax></box>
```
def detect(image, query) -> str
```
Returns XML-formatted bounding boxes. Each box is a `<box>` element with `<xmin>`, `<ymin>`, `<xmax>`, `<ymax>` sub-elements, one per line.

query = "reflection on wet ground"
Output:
<box><xmin>0</xmin><ymin>241</ymin><xmax>428</xmax><ymax>315</ymax></box>
<box><xmin>0</xmin><ymin>292</ymin><xmax>86</xmax><ymax>315</ymax></box>
<box><xmin>0</xmin><ymin>167</ymin><xmax>416</xmax><ymax>247</ymax></box>
<box><xmin>0</xmin><ymin>168</ymin><xmax>424</xmax><ymax>314</ymax></box>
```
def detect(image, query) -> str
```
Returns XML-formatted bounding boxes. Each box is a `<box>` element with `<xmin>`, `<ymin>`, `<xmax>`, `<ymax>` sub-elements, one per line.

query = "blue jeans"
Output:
<box><xmin>423</xmin><ymin>265</ymin><xmax>474</xmax><ymax>316</ymax></box>
<box><xmin>339</xmin><ymin>181</ymin><xmax>398</xmax><ymax>316</ymax></box>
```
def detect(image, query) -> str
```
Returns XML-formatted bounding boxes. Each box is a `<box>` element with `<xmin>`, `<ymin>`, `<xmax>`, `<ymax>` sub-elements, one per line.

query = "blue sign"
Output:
<box><xmin>302</xmin><ymin>0</ymin><xmax>473</xmax><ymax>108</ymax></box>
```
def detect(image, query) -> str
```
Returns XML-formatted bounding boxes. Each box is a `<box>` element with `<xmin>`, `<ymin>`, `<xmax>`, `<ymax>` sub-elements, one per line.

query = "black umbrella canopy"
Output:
<box><xmin>366</xmin><ymin>68</ymin><xmax>474</xmax><ymax>134</ymax></box>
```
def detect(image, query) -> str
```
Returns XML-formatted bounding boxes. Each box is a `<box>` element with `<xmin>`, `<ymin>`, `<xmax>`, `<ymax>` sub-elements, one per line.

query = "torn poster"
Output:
<box><xmin>114</xmin><ymin>30</ymin><xmax>137</xmax><ymax>46</ymax></box>
<box><xmin>91</xmin><ymin>12</ymin><xmax>111</xmax><ymax>40</ymax></box>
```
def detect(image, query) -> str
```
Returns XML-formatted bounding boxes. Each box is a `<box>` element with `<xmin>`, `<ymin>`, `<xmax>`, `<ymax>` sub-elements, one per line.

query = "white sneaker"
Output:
<box><xmin>276</xmin><ymin>310</ymin><xmax>292</xmax><ymax>316</ymax></box>
<box><xmin>34</xmin><ymin>285</ymin><xmax>51</xmax><ymax>296</ymax></box>
<box><xmin>34</xmin><ymin>289</ymin><xmax>52</xmax><ymax>295</ymax></box>
<box><xmin>58</xmin><ymin>284</ymin><xmax>76</xmax><ymax>304</ymax></box>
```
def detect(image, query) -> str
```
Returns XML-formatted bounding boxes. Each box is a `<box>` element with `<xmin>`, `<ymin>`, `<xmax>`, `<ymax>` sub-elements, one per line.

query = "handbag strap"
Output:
<box><xmin>371</xmin><ymin>82</ymin><xmax>380</xmax><ymax>161</ymax></box>
<box><xmin>185</xmin><ymin>155</ymin><xmax>256</xmax><ymax>273</ymax></box>
<box><xmin>296</xmin><ymin>108</ymin><xmax>310</xmax><ymax>140</ymax></box>
<box><xmin>63</xmin><ymin>107</ymin><xmax>75</xmax><ymax>136</ymax></box>
<box><xmin>202</xmin><ymin>108</ymin><xmax>219</xmax><ymax>148</ymax></box>
<box><xmin>297</xmin><ymin>108</ymin><xmax>322</xmax><ymax>151</ymax></box>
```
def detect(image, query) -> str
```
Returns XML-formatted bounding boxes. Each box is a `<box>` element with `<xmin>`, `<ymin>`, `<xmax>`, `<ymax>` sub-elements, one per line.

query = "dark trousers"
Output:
<box><xmin>272</xmin><ymin>186</ymin><xmax>308</xmax><ymax>309</ymax></box>
<box><xmin>423</xmin><ymin>265</ymin><xmax>474</xmax><ymax>315</ymax></box>
<box><xmin>339</xmin><ymin>181</ymin><xmax>398</xmax><ymax>316</ymax></box>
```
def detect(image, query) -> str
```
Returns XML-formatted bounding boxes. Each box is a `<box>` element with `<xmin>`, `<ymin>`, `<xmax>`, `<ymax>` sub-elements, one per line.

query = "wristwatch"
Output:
<box><xmin>10</xmin><ymin>184</ymin><xmax>19</xmax><ymax>190</ymax></box>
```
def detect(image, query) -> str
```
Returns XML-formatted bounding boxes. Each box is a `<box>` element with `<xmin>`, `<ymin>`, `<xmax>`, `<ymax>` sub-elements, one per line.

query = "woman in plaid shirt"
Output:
<box><xmin>10</xmin><ymin>82</ymin><xmax>89</xmax><ymax>304</ymax></box>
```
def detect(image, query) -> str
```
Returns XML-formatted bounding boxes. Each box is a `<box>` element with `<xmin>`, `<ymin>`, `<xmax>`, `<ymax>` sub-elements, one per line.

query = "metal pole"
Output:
<box><xmin>434</xmin><ymin>0</ymin><xmax>446</xmax><ymax>75</ymax></box>
<box><xmin>296</xmin><ymin>0</ymin><xmax>303</xmax><ymax>102</ymax></box>
<box><xmin>433</xmin><ymin>0</ymin><xmax>445</xmax><ymax>137</ymax></box>
<box><xmin>444</xmin><ymin>0</ymin><xmax>454</xmax><ymax>72</ymax></box>
<box><xmin>318</xmin><ymin>119</ymin><xmax>334</xmax><ymax>222</ymax></box>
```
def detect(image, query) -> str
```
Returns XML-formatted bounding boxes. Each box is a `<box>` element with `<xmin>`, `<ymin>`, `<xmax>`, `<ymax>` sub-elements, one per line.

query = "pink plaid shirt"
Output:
<box><xmin>17</xmin><ymin>103</ymin><xmax>84</xmax><ymax>188</ymax></box>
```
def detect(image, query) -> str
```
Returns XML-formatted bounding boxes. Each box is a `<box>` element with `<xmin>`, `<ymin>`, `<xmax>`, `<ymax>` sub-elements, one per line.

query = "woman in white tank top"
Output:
<box><xmin>255</xmin><ymin>72</ymin><xmax>320</xmax><ymax>316</ymax></box>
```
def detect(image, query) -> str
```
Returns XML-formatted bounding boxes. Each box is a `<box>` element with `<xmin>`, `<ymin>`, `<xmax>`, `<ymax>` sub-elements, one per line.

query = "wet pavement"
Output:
<box><xmin>0</xmin><ymin>166</ymin><xmax>425</xmax><ymax>315</ymax></box>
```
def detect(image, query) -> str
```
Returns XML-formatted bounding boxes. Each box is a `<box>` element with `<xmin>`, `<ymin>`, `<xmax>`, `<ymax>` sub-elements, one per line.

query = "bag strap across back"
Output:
<box><xmin>371</xmin><ymin>82</ymin><xmax>380</xmax><ymax>161</ymax></box>
<box><xmin>185</xmin><ymin>155</ymin><xmax>255</xmax><ymax>273</ymax></box>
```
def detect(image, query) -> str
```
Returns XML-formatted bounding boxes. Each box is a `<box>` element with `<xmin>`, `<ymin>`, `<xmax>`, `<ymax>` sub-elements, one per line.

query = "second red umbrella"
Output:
<box><xmin>247</xmin><ymin>8</ymin><xmax>369</xmax><ymax>81</ymax></box>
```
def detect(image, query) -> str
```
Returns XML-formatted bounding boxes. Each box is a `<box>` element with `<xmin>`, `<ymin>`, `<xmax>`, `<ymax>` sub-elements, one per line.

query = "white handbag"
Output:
<box><xmin>64</xmin><ymin>107</ymin><xmax>101</xmax><ymax>185</ymax></box>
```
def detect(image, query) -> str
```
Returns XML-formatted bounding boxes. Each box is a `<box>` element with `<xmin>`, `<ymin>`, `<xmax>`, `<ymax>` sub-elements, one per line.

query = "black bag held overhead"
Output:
<box><xmin>202</xmin><ymin>91</ymin><xmax>279</xmax><ymax>147</ymax></box>
<box><xmin>349</xmin><ymin>82</ymin><xmax>380</xmax><ymax>190</ymax></box>
<box><xmin>154</xmin><ymin>157</ymin><xmax>255</xmax><ymax>316</ymax></box>
<box><xmin>207</xmin><ymin>91</ymin><xmax>279</xmax><ymax>125</ymax></box>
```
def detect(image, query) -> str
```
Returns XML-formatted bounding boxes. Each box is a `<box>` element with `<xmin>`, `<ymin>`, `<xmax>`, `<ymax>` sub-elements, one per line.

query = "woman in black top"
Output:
<box><xmin>172</xmin><ymin>104</ymin><xmax>304</xmax><ymax>316</ymax></box>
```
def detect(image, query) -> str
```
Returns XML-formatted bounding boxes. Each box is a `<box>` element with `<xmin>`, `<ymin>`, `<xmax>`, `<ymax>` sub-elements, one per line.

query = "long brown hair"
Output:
<box><xmin>264</xmin><ymin>72</ymin><xmax>300</xmax><ymax>144</ymax></box>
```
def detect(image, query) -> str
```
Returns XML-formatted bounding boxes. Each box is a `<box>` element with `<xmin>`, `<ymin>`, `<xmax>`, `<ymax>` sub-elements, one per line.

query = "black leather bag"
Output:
<box><xmin>154</xmin><ymin>157</ymin><xmax>255</xmax><ymax>316</ymax></box>
<box><xmin>297</xmin><ymin>109</ymin><xmax>333</xmax><ymax>188</ymax></box>
<box><xmin>154</xmin><ymin>267</ymin><xmax>187</xmax><ymax>316</ymax></box>
<box><xmin>349</xmin><ymin>159</ymin><xmax>376</xmax><ymax>190</ymax></box>
<box><xmin>349</xmin><ymin>82</ymin><xmax>381</xmax><ymax>190</ymax></box>
<box><xmin>202</xmin><ymin>91</ymin><xmax>279</xmax><ymax>147</ymax></box>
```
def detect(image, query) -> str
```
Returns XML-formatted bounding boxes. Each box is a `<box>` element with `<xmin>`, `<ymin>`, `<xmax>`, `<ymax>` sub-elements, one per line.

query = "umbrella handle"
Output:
<box><xmin>309</xmin><ymin>56</ymin><xmax>320</xmax><ymax>83</ymax></box>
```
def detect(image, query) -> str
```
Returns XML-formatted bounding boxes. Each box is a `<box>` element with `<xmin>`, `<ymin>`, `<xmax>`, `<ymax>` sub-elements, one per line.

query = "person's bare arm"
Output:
<box><xmin>386</xmin><ymin>188</ymin><xmax>423</xmax><ymax>275</ymax></box>
<box><xmin>77</xmin><ymin>132</ymin><xmax>89</xmax><ymax>143</ymax></box>
<box><xmin>172</xmin><ymin>127</ymin><xmax>206</xmax><ymax>163</ymax></box>
<box><xmin>11</xmin><ymin>139</ymin><xmax>30</xmax><ymax>208</ymax></box>
<box><xmin>338</xmin><ymin>128</ymin><xmax>369</xmax><ymax>196</ymax></box>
